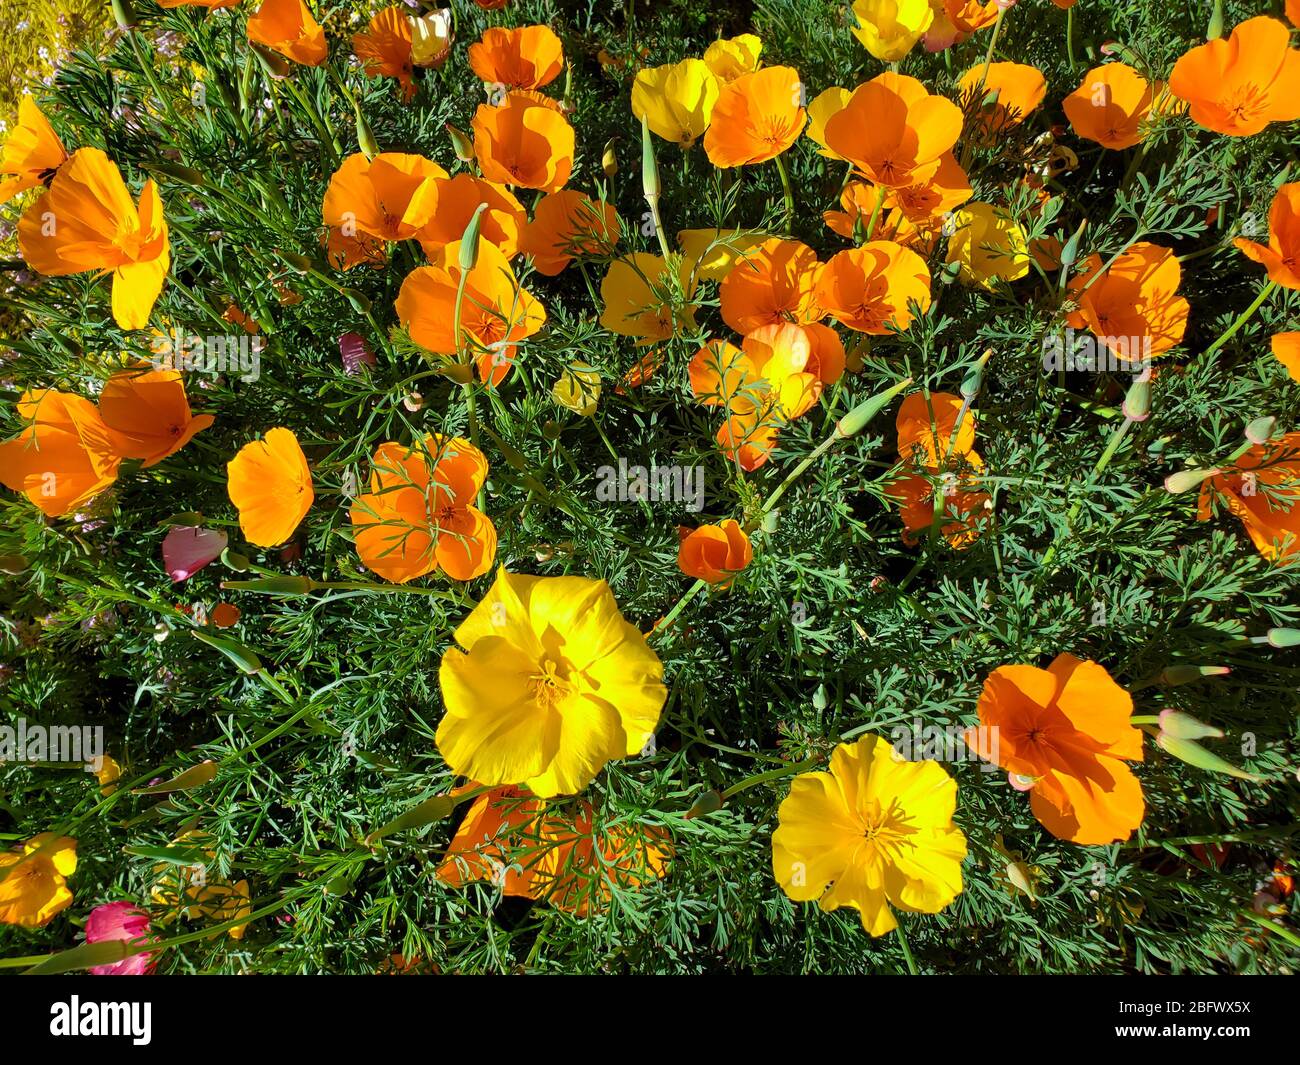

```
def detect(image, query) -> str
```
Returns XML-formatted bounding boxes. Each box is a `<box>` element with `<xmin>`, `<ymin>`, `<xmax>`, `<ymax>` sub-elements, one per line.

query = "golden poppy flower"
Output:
<box><xmin>322</xmin><ymin>152</ymin><xmax>446</xmax><ymax>246</ymax></box>
<box><xmin>18</xmin><ymin>147</ymin><xmax>169</xmax><ymax>331</ymax></box>
<box><xmin>964</xmin><ymin>655</ymin><xmax>1146</xmax><ymax>845</ymax></box>
<box><xmin>350</xmin><ymin>435</ymin><xmax>496</xmax><ymax>583</ymax></box>
<box><xmin>0</xmin><ymin>834</ymin><xmax>77</xmax><ymax>928</ymax></box>
<box><xmin>946</xmin><ymin>202</ymin><xmax>1030</xmax><ymax>290</ymax></box>
<box><xmin>436</xmin><ymin>568</ymin><xmax>667</xmax><ymax>797</ymax></box>
<box><xmin>1272</xmin><ymin>332</ymin><xmax>1300</xmax><ymax>380</ymax></box>
<box><xmin>850</xmin><ymin>0</ymin><xmax>934</xmax><ymax>62</ymax></box>
<box><xmin>804</xmin><ymin>87</ymin><xmax>852</xmax><ymax>160</ymax></box>
<box><xmin>632</xmin><ymin>59</ymin><xmax>721</xmax><ymax>148</ymax></box>
<box><xmin>472</xmin><ymin>93</ymin><xmax>574</xmax><ymax>193</ymax></box>
<box><xmin>226</xmin><ymin>427</ymin><xmax>314</xmax><ymax>547</ymax></box>
<box><xmin>1066</xmin><ymin>242</ymin><xmax>1189</xmax><ymax>360</ymax></box>
<box><xmin>741</xmin><ymin>323</ymin><xmax>824</xmax><ymax>420</ymax></box>
<box><xmin>678</xmin><ymin>520</ymin><xmax>752</xmax><ymax>586</ymax></box>
<box><xmin>519</xmin><ymin>190</ymin><xmax>620</xmax><ymax>276</ymax></box>
<box><xmin>719</xmin><ymin>237</ymin><xmax>823</xmax><ymax>335</ymax></box>
<box><xmin>823</xmin><ymin>72</ymin><xmax>963</xmax><ymax>189</ymax></box>
<box><xmin>704</xmin><ymin>65</ymin><xmax>807</xmax><ymax>168</ymax></box>
<box><xmin>1062</xmin><ymin>63</ymin><xmax>1156</xmax><ymax>150</ymax></box>
<box><xmin>1198</xmin><ymin>432</ymin><xmax>1300</xmax><ymax>561</ymax></box>
<box><xmin>468</xmin><ymin>25</ymin><xmax>564</xmax><ymax>91</ymax></box>
<box><xmin>888</xmin><ymin>151</ymin><xmax>972</xmax><ymax>224</ymax></box>
<box><xmin>552</xmin><ymin>362</ymin><xmax>602</xmax><ymax>416</ymax></box>
<box><xmin>772</xmin><ymin>735</ymin><xmax>966</xmax><ymax>937</ymax></box>
<box><xmin>815</xmin><ymin>241</ymin><xmax>931</xmax><ymax>335</ymax></box>
<box><xmin>1234</xmin><ymin>182</ymin><xmax>1300</xmax><ymax>290</ymax></box>
<box><xmin>246</xmin><ymin>0</ymin><xmax>328</xmax><ymax>66</ymax></box>
<box><xmin>688</xmin><ymin>339</ymin><xmax>758</xmax><ymax>409</ymax></box>
<box><xmin>944</xmin><ymin>0</ymin><xmax>1000</xmax><ymax>34</ymax></box>
<box><xmin>416</xmin><ymin>174</ymin><xmax>527</xmax><ymax>260</ymax></box>
<box><xmin>396</xmin><ymin>237</ymin><xmax>546</xmax><ymax>385</ymax></box>
<box><xmin>1169</xmin><ymin>16</ymin><xmax>1300</xmax><ymax>137</ymax></box>
<box><xmin>150</xmin><ymin>830</ymin><xmax>251</xmax><ymax>940</ymax></box>
<box><xmin>599</xmin><ymin>252</ymin><xmax>697</xmax><ymax>343</ymax></box>
<box><xmin>718</xmin><ymin>410</ymin><xmax>781</xmax><ymax>472</ymax></box>
<box><xmin>678</xmin><ymin>227</ymin><xmax>764</xmax><ymax>283</ymax></box>
<box><xmin>959</xmin><ymin>61</ymin><xmax>1046</xmax><ymax>135</ymax></box>
<box><xmin>353</xmin><ymin>6</ymin><xmax>416</xmax><ymax>100</ymax></box>
<box><xmin>0</xmin><ymin>97</ymin><xmax>68</xmax><ymax>205</ymax></box>
<box><xmin>0</xmin><ymin>389</ymin><xmax>120</xmax><ymax>517</ymax></box>
<box><xmin>702</xmin><ymin>33</ymin><xmax>762</xmax><ymax>83</ymax></box>
<box><xmin>98</xmin><ymin>365</ymin><xmax>214</xmax><ymax>467</ymax></box>
<box><xmin>824</xmin><ymin>181</ymin><xmax>919</xmax><ymax>248</ymax></box>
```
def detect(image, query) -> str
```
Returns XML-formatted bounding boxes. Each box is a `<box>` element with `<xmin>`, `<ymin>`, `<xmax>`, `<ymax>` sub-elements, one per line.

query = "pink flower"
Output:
<box><xmin>86</xmin><ymin>902</ymin><xmax>156</xmax><ymax>976</ymax></box>
<box><xmin>161</xmin><ymin>526</ymin><xmax>228</xmax><ymax>582</ymax></box>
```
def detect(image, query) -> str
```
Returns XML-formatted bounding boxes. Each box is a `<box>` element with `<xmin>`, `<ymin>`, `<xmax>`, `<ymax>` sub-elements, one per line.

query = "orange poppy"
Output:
<box><xmin>1062</xmin><ymin>63</ymin><xmax>1156</xmax><ymax>150</ymax></box>
<box><xmin>599</xmin><ymin>253</ymin><xmax>697</xmax><ymax>343</ymax></box>
<box><xmin>823</xmin><ymin>181</ymin><xmax>927</xmax><ymax>249</ymax></box>
<box><xmin>1066</xmin><ymin>242</ymin><xmax>1189</xmax><ymax>360</ymax></box>
<box><xmin>472</xmin><ymin>93</ymin><xmax>574</xmax><ymax>193</ymax></box>
<box><xmin>678</xmin><ymin>520</ymin><xmax>753</xmax><ymax>586</ymax></box>
<box><xmin>944</xmin><ymin>0</ymin><xmax>1000</xmax><ymax>34</ymax></box>
<box><xmin>353</xmin><ymin>6</ymin><xmax>416</xmax><ymax>100</ymax></box>
<box><xmin>815</xmin><ymin>242</ymin><xmax>931</xmax><ymax>335</ymax></box>
<box><xmin>226</xmin><ymin>427</ymin><xmax>313</xmax><ymax>547</ymax></box>
<box><xmin>246</xmin><ymin>0</ymin><xmax>328</xmax><ymax>66</ymax></box>
<box><xmin>350</xmin><ymin>435</ymin><xmax>496</xmax><ymax>583</ymax></box>
<box><xmin>896</xmin><ymin>389</ymin><xmax>974</xmax><ymax>467</ymax></box>
<box><xmin>1272</xmin><ymin>332</ymin><xmax>1300</xmax><ymax>380</ymax></box>
<box><xmin>741</xmin><ymin>323</ymin><xmax>823</xmax><ymax>420</ymax></box>
<box><xmin>888</xmin><ymin>151</ymin><xmax>972</xmax><ymax>225</ymax></box>
<box><xmin>1234</xmin><ymin>182</ymin><xmax>1300</xmax><ymax>290</ymax></box>
<box><xmin>395</xmin><ymin>237</ymin><xmax>547</xmax><ymax>385</ymax></box>
<box><xmin>0</xmin><ymin>390</ymin><xmax>120</xmax><ymax>517</ymax></box>
<box><xmin>322</xmin><ymin>152</ymin><xmax>446</xmax><ymax>247</ymax></box>
<box><xmin>802</xmin><ymin>322</ymin><xmax>846</xmax><ymax>385</ymax></box>
<box><xmin>964</xmin><ymin>654</ymin><xmax>1146</xmax><ymax>845</ymax></box>
<box><xmin>518</xmin><ymin>190</ymin><xmax>621</xmax><ymax>275</ymax></box>
<box><xmin>467</xmin><ymin>25</ymin><xmax>564</xmax><ymax>91</ymax></box>
<box><xmin>959</xmin><ymin>61</ymin><xmax>1046</xmax><ymax>135</ymax></box>
<box><xmin>0</xmin><ymin>97</ymin><xmax>68</xmax><ymax>205</ymax></box>
<box><xmin>616</xmin><ymin>349</ymin><xmax>665</xmax><ymax>393</ymax></box>
<box><xmin>717</xmin><ymin>409</ymin><xmax>780</xmax><ymax>472</ymax></box>
<box><xmin>1169</xmin><ymin>16</ymin><xmax>1300</xmax><ymax>137</ymax></box>
<box><xmin>688</xmin><ymin>339</ymin><xmax>757</xmax><ymax>409</ymax></box>
<box><xmin>436</xmin><ymin>785</ymin><xmax>546</xmax><ymax>898</ymax></box>
<box><xmin>98</xmin><ymin>366</ymin><xmax>213</xmax><ymax>467</ymax></box>
<box><xmin>17</xmin><ymin>147</ymin><xmax>169</xmax><ymax>331</ymax></box>
<box><xmin>1197</xmin><ymin>432</ymin><xmax>1300</xmax><ymax>561</ymax></box>
<box><xmin>823</xmin><ymin>72</ymin><xmax>963</xmax><ymax>189</ymax></box>
<box><xmin>324</xmin><ymin>226</ymin><xmax>387</xmax><ymax>271</ymax></box>
<box><xmin>703</xmin><ymin>66</ymin><xmax>807</xmax><ymax>168</ymax></box>
<box><xmin>719</xmin><ymin>237</ymin><xmax>823</xmax><ymax>335</ymax></box>
<box><xmin>416</xmin><ymin>174</ymin><xmax>527</xmax><ymax>260</ymax></box>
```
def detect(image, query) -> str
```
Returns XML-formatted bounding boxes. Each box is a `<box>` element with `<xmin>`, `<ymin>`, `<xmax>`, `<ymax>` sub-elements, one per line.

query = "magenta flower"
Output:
<box><xmin>86</xmin><ymin>902</ymin><xmax>156</xmax><ymax>976</ymax></box>
<box><xmin>162</xmin><ymin>526</ymin><xmax>228</xmax><ymax>582</ymax></box>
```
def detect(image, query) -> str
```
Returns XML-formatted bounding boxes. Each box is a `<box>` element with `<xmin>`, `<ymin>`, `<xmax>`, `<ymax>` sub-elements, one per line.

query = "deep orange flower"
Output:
<box><xmin>322</xmin><ymin>152</ymin><xmax>446</xmax><ymax>247</ymax></box>
<box><xmin>18</xmin><ymin>147</ymin><xmax>169</xmax><ymax>331</ymax></box>
<box><xmin>887</xmin><ymin>152</ymin><xmax>972</xmax><ymax>224</ymax></box>
<box><xmin>717</xmin><ymin>410</ymin><xmax>779</xmax><ymax>472</ymax></box>
<box><xmin>1198</xmin><ymin>432</ymin><xmax>1300</xmax><ymax>562</ymax></box>
<box><xmin>824</xmin><ymin>181</ymin><xmax>924</xmax><ymax>249</ymax></box>
<box><xmin>688</xmin><ymin>339</ymin><xmax>757</xmax><ymax>409</ymax></box>
<box><xmin>468</xmin><ymin>25</ymin><xmax>564</xmax><ymax>91</ymax></box>
<box><xmin>1066</xmin><ymin>242</ymin><xmax>1189</xmax><ymax>360</ymax></box>
<box><xmin>1234</xmin><ymin>182</ymin><xmax>1300</xmax><ymax>290</ymax></box>
<box><xmin>395</xmin><ymin>237</ymin><xmax>546</xmax><ymax>385</ymax></box>
<box><xmin>353</xmin><ymin>6</ymin><xmax>416</xmax><ymax>100</ymax></box>
<box><xmin>325</xmin><ymin>226</ymin><xmax>387</xmax><ymax>271</ymax></box>
<box><xmin>1169</xmin><ymin>16</ymin><xmax>1300</xmax><ymax>137</ymax></box>
<box><xmin>246</xmin><ymin>0</ymin><xmax>328</xmax><ymax>67</ymax></box>
<box><xmin>472</xmin><ymin>94</ymin><xmax>574</xmax><ymax>193</ymax></box>
<box><xmin>518</xmin><ymin>190</ymin><xmax>621</xmax><ymax>275</ymax></box>
<box><xmin>98</xmin><ymin>366</ymin><xmax>213</xmax><ymax>467</ymax></box>
<box><xmin>0</xmin><ymin>390</ymin><xmax>120</xmax><ymax>517</ymax></box>
<box><xmin>703</xmin><ymin>66</ymin><xmax>807</xmax><ymax>168</ymax></box>
<box><xmin>944</xmin><ymin>0</ymin><xmax>1000</xmax><ymax>34</ymax></box>
<box><xmin>1272</xmin><ymin>332</ymin><xmax>1300</xmax><ymax>381</ymax></box>
<box><xmin>0</xmin><ymin>97</ymin><xmax>68</xmax><ymax>205</ymax></box>
<box><xmin>678</xmin><ymin>519</ymin><xmax>752</xmax><ymax>586</ymax></box>
<box><xmin>226</xmin><ymin>427</ymin><xmax>313</xmax><ymax>547</ymax></box>
<box><xmin>964</xmin><ymin>655</ymin><xmax>1146</xmax><ymax>845</ymax></box>
<box><xmin>416</xmin><ymin>174</ymin><xmax>527</xmax><ymax>260</ymax></box>
<box><xmin>959</xmin><ymin>61</ymin><xmax>1046</xmax><ymax>135</ymax></box>
<box><xmin>436</xmin><ymin>785</ymin><xmax>546</xmax><ymax>898</ymax></box>
<box><xmin>350</xmin><ymin>435</ymin><xmax>496</xmax><ymax>583</ymax></box>
<box><xmin>824</xmin><ymin>72</ymin><xmax>963</xmax><ymax>189</ymax></box>
<box><xmin>1062</xmin><ymin>63</ymin><xmax>1156</xmax><ymax>150</ymax></box>
<box><xmin>718</xmin><ymin>237</ymin><xmax>822</xmax><ymax>335</ymax></box>
<box><xmin>815</xmin><ymin>242</ymin><xmax>931</xmax><ymax>335</ymax></box>
<box><xmin>616</xmin><ymin>349</ymin><xmax>665</xmax><ymax>393</ymax></box>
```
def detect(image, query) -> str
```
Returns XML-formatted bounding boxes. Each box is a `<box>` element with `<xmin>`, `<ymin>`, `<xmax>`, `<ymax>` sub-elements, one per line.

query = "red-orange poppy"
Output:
<box><xmin>678</xmin><ymin>520</ymin><xmax>752</xmax><ymax>586</ymax></box>
<box><xmin>246</xmin><ymin>0</ymin><xmax>328</xmax><ymax>67</ymax></box>
<box><xmin>416</xmin><ymin>174</ymin><xmax>527</xmax><ymax>260</ymax></box>
<box><xmin>815</xmin><ymin>242</ymin><xmax>931</xmax><ymax>335</ymax></box>
<box><xmin>353</xmin><ymin>6</ymin><xmax>416</xmax><ymax>100</ymax></box>
<box><xmin>322</xmin><ymin>152</ymin><xmax>446</xmax><ymax>246</ymax></box>
<box><xmin>0</xmin><ymin>390</ymin><xmax>120</xmax><ymax>517</ymax></box>
<box><xmin>1197</xmin><ymin>432</ymin><xmax>1300</xmax><ymax>561</ymax></box>
<box><xmin>718</xmin><ymin>237</ymin><xmax>823</xmax><ymax>335</ymax></box>
<box><xmin>467</xmin><ymin>25</ymin><xmax>565</xmax><ymax>91</ymax></box>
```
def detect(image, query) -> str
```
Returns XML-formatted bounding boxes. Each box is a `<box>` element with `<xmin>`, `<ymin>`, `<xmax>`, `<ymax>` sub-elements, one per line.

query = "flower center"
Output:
<box><xmin>528</xmin><ymin>657</ymin><xmax>571</xmax><ymax>709</ymax></box>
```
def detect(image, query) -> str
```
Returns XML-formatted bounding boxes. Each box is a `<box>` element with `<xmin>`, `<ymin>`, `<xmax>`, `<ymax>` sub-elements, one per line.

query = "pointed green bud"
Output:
<box><xmin>1164</xmin><ymin>467</ymin><xmax>1221</xmax><ymax>494</ymax></box>
<box><xmin>1157</xmin><ymin>709</ymin><xmax>1224</xmax><ymax>740</ymax></box>
<box><xmin>685</xmin><ymin>788</ymin><xmax>725</xmax><ymax>819</ymax></box>
<box><xmin>1157</xmin><ymin>733</ymin><xmax>1264</xmax><ymax>782</ymax></box>
<box><xmin>458</xmin><ymin>203</ymin><xmax>488</xmax><ymax>272</ymax></box>
<box><xmin>1157</xmin><ymin>665</ymin><xmax>1230</xmax><ymax>686</ymax></box>
<box><xmin>641</xmin><ymin>114</ymin><xmax>660</xmax><ymax>203</ymax></box>
<box><xmin>836</xmin><ymin>378</ymin><xmax>913</xmax><ymax>439</ymax></box>
<box><xmin>1245</xmin><ymin>415</ymin><xmax>1276</xmax><ymax>445</ymax></box>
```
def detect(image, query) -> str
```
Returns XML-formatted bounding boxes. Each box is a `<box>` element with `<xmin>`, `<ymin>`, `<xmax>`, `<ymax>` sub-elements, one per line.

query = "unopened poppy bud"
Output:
<box><xmin>343</xmin><ymin>289</ymin><xmax>371</xmax><ymax>313</ymax></box>
<box><xmin>355</xmin><ymin>107</ymin><xmax>379</xmax><ymax>158</ymax></box>
<box><xmin>1164</xmin><ymin>467</ymin><xmax>1220</xmax><ymax>494</ymax></box>
<box><xmin>111</xmin><ymin>0</ymin><xmax>136</xmax><ymax>30</ymax></box>
<box><xmin>280</xmin><ymin>251</ymin><xmax>315</xmax><ymax>273</ymax></box>
<box><xmin>1245</xmin><ymin>415</ymin><xmax>1275</xmax><ymax>445</ymax></box>
<box><xmin>684</xmin><ymin>789</ymin><xmax>724</xmax><ymax>819</ymax></box>
<box><xmin>1157</xmin><ymin>708</ymin><xmax>1224</xmax><ymax>740</ymax></box>
<box><xmin>641</xmin><ymin>115</ymin><xmax>660</xmax><ymax>203</ymax></box>
<box><xmin>961</xmin><ymin>349</ymin><xmax>993</xmax><ymax>400</ymax></box>
<box><xmin>446</xmin><ymin>123</ymin><xmax>474</xmax><ymax>162</ymax></box>
<box><xmin>1059</xmin><ymin>219</ymin><xmax>1087</xmax><ymax>268</ymax></box>
<box><xmin>1156</xmin><ymin>732</ymin><xmax>1264</xmax><ymax>781</ymax></box>
<box><xmin>249</xmin><ymin>41</ymin><xmax>292</xmax><ymax>80</ymax></box>
<box><xmin>1121</xmin><ymin>377</ymin><xmax>1150</xmax><ymax>421</ymax></box>
<box><xmin>220</xmin><ymin>575</ymin><xmax>315</xmax><ymax>595</ymax></box>
<box><xmin>221</xmin><ymin>548</ymin><xmax>249</xmax><ymax>572</ymax></box>
<box><xmin>1266</xmin><ymin>626</ymin><xmax>1300</xmax><ymax>648</ymax></box>
<box><xmin>458</xmin><ymin>204</ymin><xmax>488</xmax><ymax>271</ymax></box>
<box><xmin>1158</xmin><ymin>664</ymin><xmax>1229</xmax><ymax>686</ymax></box>
<box><xmin>1207</xmin><ymin>0</ymin><xmax>1224</xmax><ymax>41</ymax></box>
<box><xmin>836</xmin><ymin>378</ymin><xmax>913</xmax><ymax>439</ymax></box>
<box><xmin>602</xmin><ymin>138</ymin><xmax>618</xmax><ymax>178</ymax></box>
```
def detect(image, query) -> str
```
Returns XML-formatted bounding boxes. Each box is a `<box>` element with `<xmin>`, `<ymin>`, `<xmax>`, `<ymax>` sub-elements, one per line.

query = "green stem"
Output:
<box><xmin>774</xmin><ymin>153</ymin><xmax>795</xmax><ymax>232</ymax></box>
<box><xmin>1201</xmin><ymin>280</ymin><xmax>1276</xmax><ymax>362</ymax></box>
<box><xmin>895</xmin><ymin>915</ymin><xmax>919</xmax><ymax>975</ymax></box>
